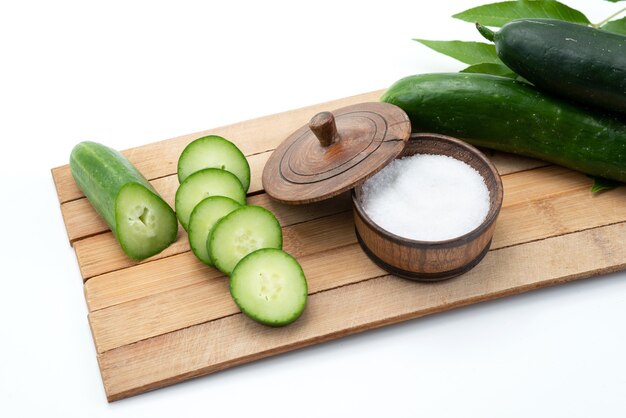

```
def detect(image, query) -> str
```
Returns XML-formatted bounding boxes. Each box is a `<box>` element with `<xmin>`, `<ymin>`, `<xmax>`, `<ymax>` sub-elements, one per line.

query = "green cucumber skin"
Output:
<box><xmin>381</xmin><ymin>73</ymin><xmax>626</xmax><ymax>182</ymax></box>
<box><xmin>70</xmin><ymin>141</ymin><xmax>156</xmax><ymax>233</ymax></box>
<box><xmin>490</xmin><ymin>19</ymin><xmax>626</xmax><ymax>114</ymax></box>
<box><xmin>70</xmin><ymin>141</ymin><xmax>177</xmax><ymax>259</ymax></box>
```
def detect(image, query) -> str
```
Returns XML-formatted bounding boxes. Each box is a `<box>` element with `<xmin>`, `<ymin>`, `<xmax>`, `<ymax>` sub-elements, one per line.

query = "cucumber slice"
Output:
<box><xmin>230</xmin><ymin>248</ymin><xmax>308</xmax><ymax>327</ymax></box>
<box><xmin>209</xmin><ymin>205</ymin><xmax>282</xmax><ymax>275</ymax></box>
<box><xmin>188</xmin><ymin>196</ymin><xmax>241</xmax><ymax>265</ymax></box>
<box><xmin>115</xmin><ymin>183</ymin><xmax>179</xmax><ymax>260</ymax></box>
<box><xmin>175</xmin><ymin>168</ymin><xmax>246</xmax><ymax>231</ymax></box>
<box><xmin>70</xmin><ymin>141</ymin><xmax>177</xmax><ymax>260</ymax></box>
<box><xmin>178</xmin><ymin>135</ymin><xmax>251</xmax><ymax>191</ymax></box>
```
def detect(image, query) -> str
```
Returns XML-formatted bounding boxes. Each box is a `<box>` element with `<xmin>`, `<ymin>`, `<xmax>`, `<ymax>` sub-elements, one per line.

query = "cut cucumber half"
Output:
<box><xmin>70</xmin><ymin>141</ymin><xmax>177</xmax><ymax>260</ymax></box>
<box><xmin>175</xmin><ymin>168</ymin><xmax>246</xmax><ymax>231</ymax></box>
<box><xmin>230</xmin><ymin>248</ymin><xmax>308</xmax><ymax>327</ymax></box>
<box><xmin>209</xmin><ymin>205</ymin><xmax>282</xmax><ymax>275</ymax></box>
<box><xmin>178</xmin><ymin>135</ymin><xmax>251</xmax><ymax>191</ymax></box>
<box><xmin>188</xmin><ymin>196</ymin><xmax>241</xmax><ymax>265</ymax></box>
<box><xmin>115</xmin><ymin>183</ymin><xmax>179</xmax><ymax>260</ymax></box>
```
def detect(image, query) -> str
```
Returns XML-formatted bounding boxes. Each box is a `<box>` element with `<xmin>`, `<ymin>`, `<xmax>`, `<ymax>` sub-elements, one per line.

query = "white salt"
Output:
<box><xmin>361</xmin><ymin>154</ymin><xmax>490</xmax><ymax>241</ymax></box>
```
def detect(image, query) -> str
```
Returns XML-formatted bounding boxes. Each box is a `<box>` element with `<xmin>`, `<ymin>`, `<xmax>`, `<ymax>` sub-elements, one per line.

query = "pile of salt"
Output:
<box><xmin>361</xmin><ymin>154</ymin><xmax>490</xmax><ymax>241</ymax></box>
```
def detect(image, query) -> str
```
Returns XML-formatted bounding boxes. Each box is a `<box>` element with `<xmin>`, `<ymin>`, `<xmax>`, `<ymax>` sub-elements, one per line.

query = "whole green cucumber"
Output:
<box><xmin>70</xmin><ymin>141</ymin><xmax>178</xmax><ymax>260</ymax></box>
<box><xmin>380</xmin><ymin>73</ymin><xmax>626</xmax><ymax>181</ymax></box>
<box><xmin>477</xmin><ymin>19</ymin><xmax>626</xmax><ymax>114</ymax></box>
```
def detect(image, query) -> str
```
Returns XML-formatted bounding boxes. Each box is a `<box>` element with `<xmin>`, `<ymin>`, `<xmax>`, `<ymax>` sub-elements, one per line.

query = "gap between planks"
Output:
<box><xmin>98</xmin><ymin>220</ymin><xmax>626</xmax><ymax>401</ymax></box>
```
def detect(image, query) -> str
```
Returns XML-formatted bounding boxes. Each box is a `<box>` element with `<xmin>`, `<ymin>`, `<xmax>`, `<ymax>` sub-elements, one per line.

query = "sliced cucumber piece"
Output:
<box><xmin>175</xmin><ymin>168</ymin><xmax>246</xmax><ymax>231</ymax></box>
<box><xmin>209</xmin><ymin>205</ymin><xmax>282</xmax><ymax>275</ymax></box>
<box><xmin>70</xmin><ymin>141</ymin><xmax>177</xmax><ymax>260</ymax></box>
<box><xmin>230</xmin><ymin>248</ymin><xmax>308</xmax><ymax>327</ymax></box>
<box><xmin>178</xmin><ymin>135</ymin><xmax>251</xmax><ymax>191</ymax></box>
<box><xmin>115</xmin><ymin>183</ymin><xmax>179</xmax><ymax>260</ymax></box>
<box><xmin>188</xmin><ymin>196</ymin><xmax>241</xmax><ymax>265</ymax></box>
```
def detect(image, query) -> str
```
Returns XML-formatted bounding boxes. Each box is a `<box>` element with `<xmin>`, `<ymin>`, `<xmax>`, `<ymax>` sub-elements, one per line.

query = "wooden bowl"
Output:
<box><xmin>352</xmin><ymin>133</ymin><xmax>504</xmax><ymax>281</ymax></box>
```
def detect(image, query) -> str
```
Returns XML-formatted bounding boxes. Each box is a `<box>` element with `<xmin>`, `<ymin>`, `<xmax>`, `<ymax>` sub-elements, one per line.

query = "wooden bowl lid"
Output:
<box><xmin>262</xmin><ymin>102</ymin><xmax>411</xmax><ymax>204</ymax></box>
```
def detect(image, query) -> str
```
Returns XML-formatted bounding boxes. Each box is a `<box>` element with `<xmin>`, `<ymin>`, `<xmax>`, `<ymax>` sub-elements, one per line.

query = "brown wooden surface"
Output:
<box><xmin>262</xmin><ymin>102</ymin><xmax>411</xmax><ymax>204</ymax></box>
<box><xmin>51</xmin><ymin>90</ymin><xmax>626</xmax><ymax>402</ymax></box>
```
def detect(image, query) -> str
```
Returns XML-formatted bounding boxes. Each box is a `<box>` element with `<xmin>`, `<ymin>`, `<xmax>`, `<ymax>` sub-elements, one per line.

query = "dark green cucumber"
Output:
<box><xmin>477</xmin><ymin>19</ymin><xmax>626</xmax><ymax>114</ymax></box>
<box><xmin>381</xmin><ymin>73</ymin><xmax>626</xmax><ymax>181</ymax></box>
<box><xmin>70</xmin><ymin>141</ymin><xmax>177</xmax><ymax>260</ymax></box>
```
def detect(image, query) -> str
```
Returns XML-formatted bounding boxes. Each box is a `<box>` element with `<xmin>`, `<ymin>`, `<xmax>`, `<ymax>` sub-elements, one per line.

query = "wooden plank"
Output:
<box><xmin>98</xmin><ymin>221</ymin><xmax>626</xmax><ymax>401</ymax></box>
<box><xmin>500</xmin><ymin>165</ymin><xmax>592</xmax><ymax>207</ymax></box>
<box><xmin>494</xmin><ymin>186</ymin><xmax>626</xmax><ymax>249</ymax></box>
<box><xmin>87</xmin><ymin>174</ymin><xmax>626</xmax><ymax>352</ymax></box>
<box><xmin>479</xmin><ymin>149</ymin><xmax>547</xmax><ymax>175</ymax></box>
<box><xmin>89</xmin><ymin>244</ymin><xmax>380</xmax><ymax>353</ymax></box>
<box><xmin>51</xmin><ymin>90</ymin><xmax>384</xmax><ymax>204</ymax></box>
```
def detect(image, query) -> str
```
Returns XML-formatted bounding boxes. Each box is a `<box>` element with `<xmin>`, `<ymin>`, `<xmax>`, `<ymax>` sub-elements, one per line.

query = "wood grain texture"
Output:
<box><xmin>98</xmin><ymin>221</ymin><xmax>626</xmax><ymax>401</ymax></box>
<box><xmin>263</xmin><ymin>102</ymin><xmax>411</xmax><ymax>204</ymax></box>
<box><xmin>50</xmin><ymin>90</ymin><xmax>626</xmax><ymax>403</ymax></box>
<box><xmin>89</xmin><ymin>242</ymin><xmax>378</xmax><ymax>353</ymax></box>
<box><xmin>86</xmin><ymin>164</ymin><xmax>626</xmax><ymax>354</ymax></box>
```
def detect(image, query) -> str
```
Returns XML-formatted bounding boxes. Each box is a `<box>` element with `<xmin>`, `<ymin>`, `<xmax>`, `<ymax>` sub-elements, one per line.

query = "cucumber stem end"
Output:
<box><xmin>476</xmin><ymin>23</ymin><xmax>495</xmax><ymax>42</ymax></box>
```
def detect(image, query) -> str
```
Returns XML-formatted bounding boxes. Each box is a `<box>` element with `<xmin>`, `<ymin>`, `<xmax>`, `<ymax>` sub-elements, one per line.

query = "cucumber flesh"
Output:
<box><xmin>70</xmin><ymin>141</ymin><xmax>177</xmax><ymax>260</ymax></box>
<box><xmin>178</xmin><ymin>135</ymin><xmax>251</xmax><ymax>191</ymax></box>
<box><xmin>188</xmin><ymin>196</ymin><xmax>241</xmax><ymax>265</ymax></box>
<box><xmin>175</xmin><ymin>168</ymin><xmax>246</xmax><ymax>231</ymax></box>
<box><xmin>115</xmin><ymin>183</ymin><xmax>179</xmax><ymax>260</ymax></box>
<box><xmin>209</xmin><ymin>205</ymin><xmax>282</xmax><ymax>275</ymax></box>
<box><xmin>230</xmin><ymin>248</ymin><xmax>307</xmax><ymax>326</ymax></box>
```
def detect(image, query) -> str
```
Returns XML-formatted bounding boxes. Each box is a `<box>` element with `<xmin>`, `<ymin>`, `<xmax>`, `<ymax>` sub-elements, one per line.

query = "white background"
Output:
<box><xmin>2</xmin><ymin>0</ymin><xmax>626</xmax><ymax>417</ymax></box>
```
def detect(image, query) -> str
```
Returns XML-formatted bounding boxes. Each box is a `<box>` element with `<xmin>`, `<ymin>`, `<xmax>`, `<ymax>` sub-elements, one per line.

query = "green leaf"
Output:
<box><xmin>602</xmin><ymin>16</ymin><xmax>626</xmax><ymax>35</ymax></box>
<box><xmin>414</xmin><ymin>40</ymin><xmax>500</xmax><ymax>65</ymax></box>
<box><xmin>604</xmin><ymin>1</ymin><xmax>625</xmax><ymax>3</ymax></box>
<box><xmin>590</xmin><ymin>176</ymin><xmax>624</xmax><ymax>193</ymax></box>
<box><xmin>453</xmin><ymin>1</ymin><xmax>590</xmax><ymax>27</ymax></box>
<box><xmin>461</xmin><ymin>62</ymin><xmax>517</xmax><ymax>78</ymax></box>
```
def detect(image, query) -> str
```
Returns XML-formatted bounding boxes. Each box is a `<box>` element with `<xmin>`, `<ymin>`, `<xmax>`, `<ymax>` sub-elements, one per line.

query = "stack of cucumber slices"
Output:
<box><xmin>176</xmin><ymin>135</ymin><xmax>308</xmax><ymax>327</ymax></box>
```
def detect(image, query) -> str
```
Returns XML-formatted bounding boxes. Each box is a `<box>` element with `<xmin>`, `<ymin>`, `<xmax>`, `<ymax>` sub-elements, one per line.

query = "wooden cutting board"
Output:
<box><xmin>52</xmin><ymin>90</ymin><xmax>626</xmax><ymax>402</ymax></box>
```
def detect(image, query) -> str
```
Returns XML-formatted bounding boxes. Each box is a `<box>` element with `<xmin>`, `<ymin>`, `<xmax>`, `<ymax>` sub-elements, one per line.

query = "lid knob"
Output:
<box><xmin>309</xmin><ymin>111</ymin><xmax>338</xmax><ymax>147</ymax></box>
